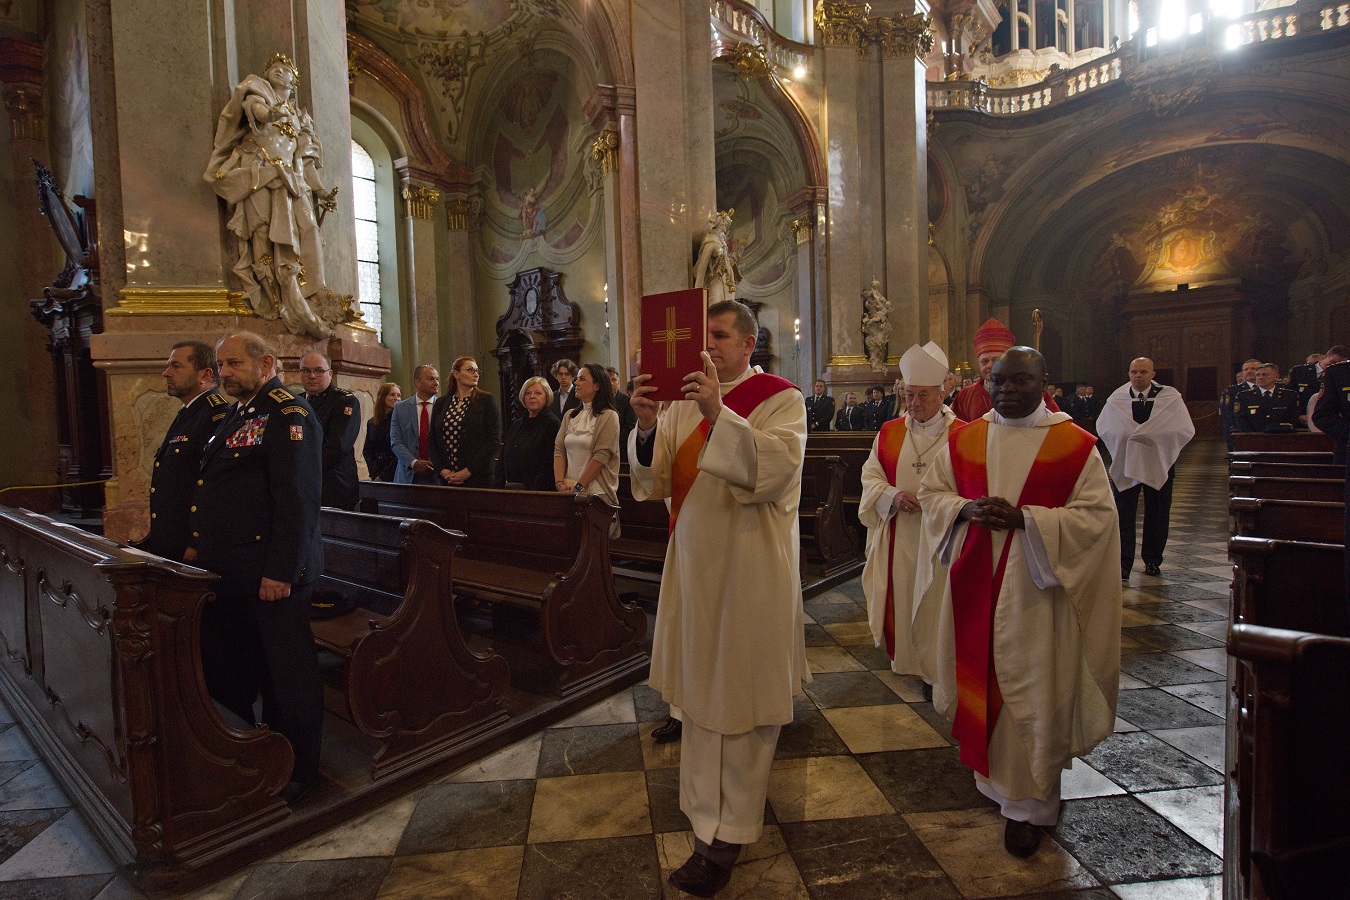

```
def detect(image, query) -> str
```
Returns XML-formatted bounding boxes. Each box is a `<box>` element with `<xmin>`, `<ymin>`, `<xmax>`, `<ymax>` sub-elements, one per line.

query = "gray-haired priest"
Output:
<box><xmin>859</xmin><ymin>342</ymin><xmax>965</xmax><ymax>696</ymax></box>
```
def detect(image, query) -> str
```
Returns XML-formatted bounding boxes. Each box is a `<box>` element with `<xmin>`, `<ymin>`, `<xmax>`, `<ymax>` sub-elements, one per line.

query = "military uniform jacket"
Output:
<box><xmin>1313</xmin><ymin>361</ymin><xmax>1350</xmax><ymax>447</ymax></box>
<box><xmin>144</xmin><ymin>390</ymin><xmax>230</xmax><ymax>562</ymax></box>
<box><xmin>189</xmin><ymin>378</ymin><xmax>324</xmax><ymax>594</ymax></box>
<box><xmin>1219</xmin><ymin>382</ymin><xmax>1248</xmax><ymax>430</ymax></box>
<box><xmin>306</xmin><ymin>383</ymin><xmax>361</xmax><ymax>509</ymax></box>
<box><xmin>804</xmin><ymin>394</ymin><xmax>834</xmax><ymax>432</ymax></box>
<box><xmin>1288</xmin><ymin>362</ymin><xmax>1321</xmax><ymax>412</ymax></box>
<box><xmin>1234</xmin><ymin>385</ymin><xmax>1302</xmax><ymax>433</ymax></box>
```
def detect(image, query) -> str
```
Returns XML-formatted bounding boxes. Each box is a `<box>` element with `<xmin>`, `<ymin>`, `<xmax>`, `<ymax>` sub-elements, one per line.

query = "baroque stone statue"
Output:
<box><xmin>861</xmin><ymin>276</ymin><xmax>891</xmax><ymax>371</ymax></box>
<box><xmin>693</xmin><ymin>208</ymin><xmax>740</xmax><ymax>305</ymax></box>
<box><xmin>205</xmin><ymin>53</ymin><xmax>343</xmax><ymax>338</ymax></box>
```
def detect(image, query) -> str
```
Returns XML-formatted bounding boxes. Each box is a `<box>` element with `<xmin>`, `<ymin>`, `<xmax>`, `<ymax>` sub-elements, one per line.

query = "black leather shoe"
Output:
<box><xmin>921</xmin><ymin>681</ymin><xmax>933</xmax><ymax>702</ymax></box>
<box><xmin>1004</xmin><ymin>818</ymin><xmax>1042</xmax><ymax>858</ymax></box>
<box><xmin>1121</xmin><ymin>565</ymin><xmax>1131</xmax><ymax>580</ymax></box>
<box><xmin>1144</xmin><ymin>563</ymin><xmax>1162</xmax><ymax>577</ymax></box>
<box><xmin>652</xmin><ymin>716</ymin><xmax>683</xmax><ymax>744</ymax></box>
<box><xmin>669</xmin><ymin>852</ymin><xmax>733</xmax><ymax>897</ymax></box>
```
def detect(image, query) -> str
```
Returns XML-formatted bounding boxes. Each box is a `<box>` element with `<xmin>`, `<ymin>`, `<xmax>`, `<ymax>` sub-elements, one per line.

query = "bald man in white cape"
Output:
<box><xmin>629</xmin><ymin>299</ymin><xmax>810</xmax><ymax>896</ymax></box>
<box><xmin>860</xmin><ymin>342</ymin><xmax>964</xmax><ymax>678</ymax></box>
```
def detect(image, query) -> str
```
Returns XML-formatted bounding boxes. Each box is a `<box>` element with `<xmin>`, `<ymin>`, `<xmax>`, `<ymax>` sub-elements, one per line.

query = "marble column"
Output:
<box><xmin>397</xmin><ymin>170</ymin><xmax>442</xmax><ymax>374</ymax></box>
<box><xmin>631</xmin><ymin>0</ymin><xmax>717</xmax><ymax>299</ymax></box>
<box><xmin>881</xmin><ymin>26</ymin><xmax>931</xmax><ymax>355</ymax></box>
<box><xmin>586</xmin><ymin>84</ymin><xmax>641</xmax><ymax>377</ymax></box>
<box><xmin>0</xmin><ymin>37</ymin><xmax>62</xmax><ymax>504</ymax></box>
<box><xmin>819</xmin><ymin>36</ymin><xmax>867</xmax><ymax>378</ymax></box>
<box><xmin>443</xmin><ymin>195</ymin><xmax>482</xmax><ymax>365</ymax></box>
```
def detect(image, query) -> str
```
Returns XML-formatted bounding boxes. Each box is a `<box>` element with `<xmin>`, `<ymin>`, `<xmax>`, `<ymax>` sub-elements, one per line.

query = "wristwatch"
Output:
<box><xmin>573</xmin><ymin>482</ymin><xmax>585</xmax><ymax>493</ymax></box>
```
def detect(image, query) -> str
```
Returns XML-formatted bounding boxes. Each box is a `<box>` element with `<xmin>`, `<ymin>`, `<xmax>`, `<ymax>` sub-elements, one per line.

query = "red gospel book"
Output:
<box><xmin>640</xmin><ymin>288</ymin><xmax>708</xmax><ymax>402</ymax></box>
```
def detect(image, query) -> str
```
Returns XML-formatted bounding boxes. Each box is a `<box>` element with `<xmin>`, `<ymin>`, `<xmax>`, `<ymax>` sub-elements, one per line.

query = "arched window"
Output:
<box><xmin>351</xmin><ymin>139</ymin><xmax>383</xmax><ymax>341</ymax></box>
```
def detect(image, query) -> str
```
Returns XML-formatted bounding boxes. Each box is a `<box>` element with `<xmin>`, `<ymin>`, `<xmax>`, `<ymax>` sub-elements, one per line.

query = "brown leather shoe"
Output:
<box><xmin>1004</xmin><ymin>818</ymin><xmax>1042</xmax><ymax>858</ymax></box>
<box><xmin>652</xmin><ymin>716</ymin><xmax>683</xmax><ymax>744</ymax></box>
<box><xmin>668</xmin><ymin>852</ymin><xmax>732</xmax><ymax>897</ymax></box>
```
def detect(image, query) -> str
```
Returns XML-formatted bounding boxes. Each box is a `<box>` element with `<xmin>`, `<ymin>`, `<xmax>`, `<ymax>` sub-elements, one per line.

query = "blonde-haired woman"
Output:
<box><xmin>498</xmin><ymin>376</ymin><xmax>561</xmax><ymax>489</ymax></box>
<box><xmin>554</xmin><ymin>363</ymin><xmax>620</xmax><ymax>533</ymax></box>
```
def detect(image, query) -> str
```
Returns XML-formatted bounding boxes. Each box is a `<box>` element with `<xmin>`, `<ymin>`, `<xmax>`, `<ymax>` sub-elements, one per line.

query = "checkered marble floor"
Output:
<box><xmin>0</xmin><ymin>442</ymin><xmax>1232</xmax><ymax>899</ymax></box>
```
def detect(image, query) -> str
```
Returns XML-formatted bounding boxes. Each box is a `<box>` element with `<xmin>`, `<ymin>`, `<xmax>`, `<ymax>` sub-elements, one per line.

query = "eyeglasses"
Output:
<box><xmin>458</xmin><ymin>367</ymin><xmax>480</xmax><ymax>374</ymax></box>
<box><xmin>299</xmin><ymin>368</ymin><xmax>330</xmax><ymax>376</ymax></box>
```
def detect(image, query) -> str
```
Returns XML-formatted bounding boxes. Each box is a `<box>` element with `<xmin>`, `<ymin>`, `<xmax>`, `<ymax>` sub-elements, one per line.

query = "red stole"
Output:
<box><xmin>876</xmin><ymin>418</ymin><xmax>909</xmax><ymax>659</ymax></box>
<box><xmin>668</xmin><ymin>372</ymin><xmax>798</xmax><ymax>533</ymax></box>
<box><xmin>947</xmin><ymin>418</ymin><xmax>1096</xmax><ymax>776</ymax></box>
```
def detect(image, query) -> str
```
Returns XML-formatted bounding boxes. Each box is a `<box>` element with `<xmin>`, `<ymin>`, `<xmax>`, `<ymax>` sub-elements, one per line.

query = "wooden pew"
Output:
<box><xmin>310</xmin><ymin>510</ymin><xmax>510</xmax><ymax>779</ymax></box>
<box><xmin>1228</xmin><ymin>450</ymin><xmax>1334</xmax><ymax>468</ymax></box>
<box><xmin>1227</xmin><ymin>476</ymin><xmax>1342</xmax><ymax>503</ymax></box>
<box><xmin>611</xmin><ymin>470</ymin><xmax>668</xmax><ymax>573</ymax></box>
<box><xmin>1232</xmin><ymin>432</ymin><xmax>1335</xmax><ymax>452</ymax></box>
<box><xmin>1230</xmin><ymin>498</ymin><xmax>1344</xmax><ymax>543</ymax></box>
<box><xmin>799</xmin><ymin>455</ymin><xmax>860</xmax><ymax>577</ymax></box>
<box><xmin>805</xmin><ymin>431</ymin><xmax>873</xmax><ymax>547</ymax></box>
<box><xmin>0</xmin><ymin>506</ymin><xmax>292</xmax><ymax>883</ymax></box>
<box><xmin>1228</xmin><ymin>623</ymin><xmax>1350</xmax><ymax>899</ymax></box>
<box><xmin>357</xmin><ymin>483</ymin><xmax>647</xmax><ymax>695</ymax></box>
<box><xmin>1229</xmin><ymin>461</ymin><xmax>1344</xmax><ymax>480</ymax></box>
<box><xmin>1228</xmin><ymin>535</ymin><xmax>1350</xmax><ymax>636</ymax></box>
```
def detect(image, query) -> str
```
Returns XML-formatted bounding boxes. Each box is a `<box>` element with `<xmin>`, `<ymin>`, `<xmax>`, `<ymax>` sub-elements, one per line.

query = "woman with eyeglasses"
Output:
<box><xmin>430</xmin><ymin>357</ymin><xmax>500</xmax><ymax>488</ymax></box>
<box><xmin>553</xmin><ymin>363</ymin><xmax>620</xmax><ymax>535</ymax></box>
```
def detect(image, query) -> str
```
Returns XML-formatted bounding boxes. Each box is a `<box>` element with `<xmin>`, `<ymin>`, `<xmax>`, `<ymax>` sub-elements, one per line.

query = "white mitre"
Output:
<box><xmin>899</xmin><ymin>341</ymin><xmax>949</xmax><ymax>387</ymax></box>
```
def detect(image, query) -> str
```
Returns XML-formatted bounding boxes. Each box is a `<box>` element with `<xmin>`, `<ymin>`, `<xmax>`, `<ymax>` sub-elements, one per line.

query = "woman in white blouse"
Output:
<box><xmin>553</xmin><ymin>363</ymin><xmax>620</xmax><ymax>521</ymax></box>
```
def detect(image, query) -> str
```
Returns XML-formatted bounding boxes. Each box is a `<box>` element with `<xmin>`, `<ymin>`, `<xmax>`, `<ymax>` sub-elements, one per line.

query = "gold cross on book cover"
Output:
<box><xmin>640</xmin><ymin>288</ymin><xmax>708</xmax><ymax>402</ymax></box>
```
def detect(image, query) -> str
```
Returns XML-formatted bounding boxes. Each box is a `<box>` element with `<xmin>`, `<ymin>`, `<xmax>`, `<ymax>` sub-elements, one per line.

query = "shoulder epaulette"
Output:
<box><xmin>269</xmin><ymin>387</ymin><xmax>295</xmax><ymax>402</ymax></box>
<box><xmin>281</xmin><ymin>404</ymin><xmax>310</xmax><ymax>417</ymax></box>
<box><xmin>211</xmin><ymin>411</ymin><xmax>228</xmax><ymax>422</ymax></box>
<box><xmin>336</xmin><ymin>387</ymin><xmax>355</xmax><ymax>396</ymax></box>
<box><xmin>207</xmin><ymin>392</ymin><xmax>228</xmax><ymax>407</ymax></box>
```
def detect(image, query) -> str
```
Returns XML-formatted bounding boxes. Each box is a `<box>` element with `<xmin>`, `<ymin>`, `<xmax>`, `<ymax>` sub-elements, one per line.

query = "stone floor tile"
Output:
<box><xmin>767</xmin><ymin>755</ymin><xmax>893</xmax><ymax>823</ymax></box>
<box><xmin>1170</xmin><ymin>649</ymin><xmax>1229</xmax><ymax>675</ymax></box>
<box><xmin>1052</xmin><ymin>796</ymin><xmax>1221</xmax><ymax>883</ymax></box>
<box><xmin>631</xmin><ymin>683</ymin><xmax>670</xmax><ymax>723</ymax></box>
<box><xmin>806</xmin><ymin>645</ymin><xmax>867</xmax><ymax>674</ymax></box>
<box><xmin>235</xmin><ymin>857</ymin><xmax>391</xmax><ymax>900</ymax></box>
<box><xmin>1122</xmin><ymin>626</ymin><xmax>1224</xmax><ymax>652</ymax></box>
<box><xmin>550</xmin><ymin>691</ymin><xmax>636</xmax><ymax>729</ymax></box>
<box><xmin>397</xmin><ymin>780</ymin><xmax>534</xmax><ymax>855</ymax></box>
<box><xmin>821</xmin><ymin>703</ymin><xmax>947</xmax><ymax>755</ymax></box>
<box><xmin>377</xmin><ymin>845</ymin><xmax>523</xmax><ymax>899</ymax></box>
<box><xmin>857</xmin><ymin>748</ymin><xmax>994</xmax><ymax>814</ymax></box>
<box><xmin>518</xmin><ymin>834</ymin><xmax>661</xmax><ymax>899</ymax></box>
<box><xmin>1109</xmin><ymin>875</ymin><xmax>1222</xmax><ymax>899</ymax></box>
<box><xmin>774</xmin><ymin>704</ymin><xmax>850</xmax><ymax>760</ymax></box>
<box><xmin>801</xmin><ymin>600</ymin><xmax>867</xmax><ymax>625</ymax></box>
<box><xmin>535</xmin><ymin>723</ymin><xmax>643</xmax><ymax>777</ymax></box>
<box><xmin>1134</xmin><ymin>785</ymin><xmax>1224</xmax><ymax>855</ymax></box>
<box><xmin>802</xmin><ymin>672</ymin><xmax>904</xmax><ymax>709</ymax></box>
<box><xmin>637</xmin><ymin>720</ymin><xmax>682</xmax><ymax>770</ymax></box>
<box><xmin>847</xmin><ymin>643</ymin><xmax>895</xmax><ymax>671</ymax></box>
<box><xmin>1059</xmin><ymin>758</ymin><xmax>1126</xmax><ymax>800</ymax></box>
<box><xmin>1115</xmin><ymin>689</ymin><xmax>1223</xmax><ymax>730</ymax></box>
<box><xmin>1152</xmin><ymin>725</ymin><xmax>1226</xmax><ymax>771</ymax></box>
<box><xmin>0</xmin><ymin>810</ymin><xmax>64</xmax><ymax>870</ymax></box>
<box><xmin>1160</xmin><ymin>682</ymin><xmax>1226</xmax><ymax>718</ymax></box>
<box><xmin>269</xmin><ymin>794</ymin><xmax>418</xmax><ymax>863</ymax></box>
<box><xmin>873</xmin><ymin>671</ymin><xmax>929</xmax><ymax>703</ymax></box>
<box><xmin>1120</xmin><ymin>653</ymin><xmax>1224</xmax><ymax>688</ymax></box>
<box><xmin>0</xmin><ymin>810</ymin><xmax>114</xmax><ymax>882</ymax></box>
<box><xmin>0</xmin><ymin>729</ymin><xmax>38</xmax><ymax>764</ymax></box>
<box><xmin>444</xmin><ymin>734</ymin><xmax>543</xmax><ymax>784</ymax></box>
<box><xmin>906</xmin><ymin>807</ymin><xmax>1099</xmax><ymax>898</ymax></box>
<box><xmin>528</xmin><ymin>771</ymin><xmax>651</xmax><ymax>843</ymax></box>
<box><xmin>656</xmin><ymin>828</ymin><xmax>809</xmax><ymax>899</ymax></box>
<box><xmin>643</xmin><ymin>767</ymin><xmax>687</xmax><ymax>834</ymax></box>
<box><xmin>820</xmin><ymin>620</ymin><xmax>875</xmax><ymax>647</ymax></box>
<box><xmin>802</xmin><ymin>624</ymin><xmax>835</xmax><ymax>648</ymax></box>
<box><xmin>0</xmin><ymin>873</ymin><xmax>116</xmax><ymax>899</ymax></box>
<box><xmin>781</xmin><ymin>814</ymin><xmax>961</xmax><ymax>900</ymax></box>
<box><xmin>1083</xmin><ymin>732</ymin><xmax>1224</xmax><ymax>792</ymax></box>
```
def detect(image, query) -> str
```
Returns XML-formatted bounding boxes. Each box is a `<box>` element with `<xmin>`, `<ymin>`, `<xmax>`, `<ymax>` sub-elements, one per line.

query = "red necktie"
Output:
<box><xmin>418</xmin><ymin>401</ymin><xmax>430</xmax><ymax>459</ymax></box>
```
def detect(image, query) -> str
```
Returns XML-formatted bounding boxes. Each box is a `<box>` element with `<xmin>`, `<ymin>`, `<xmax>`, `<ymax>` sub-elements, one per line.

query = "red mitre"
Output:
<box><xmin>973</xmin><ymin>318</ymin><xmax>1015</xmax><ymax>356</ymax></box>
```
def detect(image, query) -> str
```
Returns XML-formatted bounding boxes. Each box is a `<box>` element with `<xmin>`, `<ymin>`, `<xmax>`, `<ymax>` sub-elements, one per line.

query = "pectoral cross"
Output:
<box><xmin>651</xmin><ymin>306</ymin><xmax>693</xmax><ymax>368</ymax></box>
<box><xmin>912</xmin><ymin>460</ymin><xmax>926</xmax><ymax>472</ymax></box>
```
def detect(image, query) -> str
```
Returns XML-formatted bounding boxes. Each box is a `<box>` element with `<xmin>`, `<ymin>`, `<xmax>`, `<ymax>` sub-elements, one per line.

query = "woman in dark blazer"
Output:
<box><xmin>362</xmin><ymin>381</ymin><xmax>401</xmax><ymax>481</ymax></box>
<box><xmin>430</xmin><ymin>356</ymin><xmax>500</xmax><ymax>488</ymax></box>
<box><xmin>497</xmin><ymin>376</ymin><xmax>561</xmax><ymax>489</ymax></box>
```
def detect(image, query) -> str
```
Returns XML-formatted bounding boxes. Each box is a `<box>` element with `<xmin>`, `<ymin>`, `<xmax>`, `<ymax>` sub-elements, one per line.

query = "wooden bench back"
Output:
<box><xmin>1227</xmin><ymin>475</ymin><xmax>1343</xmax><ymax>503</ymax></box>
<box><xmin>1228</xmin><ymin>623</ymin><xmax>1350</xmax><ymax>897</ymax></box>
<box><xmin>1228</xmin><ymin>450</ymin><xmax>1334</xmax><ymax>467</ymax></box>
<box><xmin>1230</xmin><ymin>498</ymin><xmax>1344</xmax><ymax>543</ymax></box>
<box><xmin>612</xmin><ymin>471</ymin><xmax>668</xmax><ymax>564</ymax></box>
<box><xmin>1229</xmin><ymin>535</ymin><xmax>1350</xmax><ymax>635</ymax></box>
<box><xmin>1229</xmin><ymin>460</ymin><xmax>1344</xmax><ymax>479</ymax></box>
<box><xmin>1232</xmin><ymin>432</ymin><xmax>1335</xmax><ymax>452</ymax></box>
<box><xmin>316</xmin><ymin>509</ymin><xmax>411</xmax><ymax>617</ymax></box>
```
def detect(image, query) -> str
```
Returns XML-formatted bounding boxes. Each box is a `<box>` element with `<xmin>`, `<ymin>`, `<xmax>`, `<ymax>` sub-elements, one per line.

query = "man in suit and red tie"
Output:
<box><xmin>390</xmin><ymin>364</ymin><xmax>441</xmax><ymax>484</ymax></box>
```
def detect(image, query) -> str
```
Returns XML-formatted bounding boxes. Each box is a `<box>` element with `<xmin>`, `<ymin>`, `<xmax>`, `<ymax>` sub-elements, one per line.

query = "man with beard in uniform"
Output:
<box><xmin>188</xmin><ymin>332</ymin><xmax>325</xmax><ymax>800</ymax></box>
<box><xmin>299</xmin><ymin>350</ymin><xmax>361</xmax><ymax>509</ymax></box>
<box><xmin>140</xmin><ymin>340</ymin><xmax>229</xmax><ymax>562</ymax></box>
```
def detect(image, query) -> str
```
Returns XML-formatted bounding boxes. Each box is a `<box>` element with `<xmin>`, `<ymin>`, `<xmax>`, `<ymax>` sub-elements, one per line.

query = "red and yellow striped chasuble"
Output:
<box><xmin>947</xmin><ymin>418</ymin><xmax>1097</xmax><ymax>776</ymax></box>
<box><xmin>668</xmin><ymin>373</ymin><xmax>799</xmax><ymax>533</ymax></box>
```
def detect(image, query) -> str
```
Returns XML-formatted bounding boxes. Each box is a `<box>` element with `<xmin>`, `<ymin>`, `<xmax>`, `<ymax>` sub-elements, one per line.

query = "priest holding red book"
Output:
<box><xmin>630</xmin><ymin>298</ymin><xmax>810</xmax><ymax>897</ymax></box>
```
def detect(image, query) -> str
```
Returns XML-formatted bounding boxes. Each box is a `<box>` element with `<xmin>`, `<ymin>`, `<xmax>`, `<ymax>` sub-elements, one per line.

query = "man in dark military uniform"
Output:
<box><xmin>1220</xmin><ymin>358</ymin><xmax>1262</xmax><ymax>450</ymax></box>
<box><xmin>804</xmin><ymin>379</ymin><xmax>834</xmax><ymax>432</ymax></box>
<box><xmin>1287</xmin><ymin>353</ymin><xmax>1324</xmax><ymax>421</ymax></box>
<box><xmin>298</xmin><ymin>350</ymin><xmax>361</xmax><ymax>509</ymax></box>
<box><xmin>860</xmin><ymin>386</ymin><xmax>884</xmax><ymax>430</ymax></box>
<box><xmin>188</xmin><ymin>332</ymin><xmax>324</xmax><ymax>799</ymax></box>
<box><xmin>1234</xmin><ymin>363</ymin><xmax>1301</xmax><ymax>434</ymax></box>
<box><xmin>140</xmin><ymin>340</ymin><xmax>229</xmax><ymax>562</ymax></box>
<box><xmin>1312</xmin><ymin>356</ymin><xmax>1350</xmax><ymax>593</ymax></box>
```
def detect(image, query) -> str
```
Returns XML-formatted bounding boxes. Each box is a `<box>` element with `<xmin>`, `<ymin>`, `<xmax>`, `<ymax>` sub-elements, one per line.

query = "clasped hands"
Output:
<box><xmin>959</xmin><ymin>496</ymin><xmax>1025</xmax><ymax>531</ymax></box>
<box><xmin>631</xmin><ymin>351</ymin><xmax>722</xmax><ymax>429</ymax></box>
<box><xmin>892</xmin><ymin>491</ymin><xmax>921</xmax><ymax>515</ymax></box>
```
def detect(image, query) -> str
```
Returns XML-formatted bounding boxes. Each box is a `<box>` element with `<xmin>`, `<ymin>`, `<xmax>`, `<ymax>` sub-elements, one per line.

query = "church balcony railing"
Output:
<box><xmin>929</xmin><ymin>0</ymin><xmax>1349</xmax><ymax>115</ymax></box>
<box><xmin>711</xmin><ymin>0</ymin><xmax>815</xmax><ymax>79</ymax></box>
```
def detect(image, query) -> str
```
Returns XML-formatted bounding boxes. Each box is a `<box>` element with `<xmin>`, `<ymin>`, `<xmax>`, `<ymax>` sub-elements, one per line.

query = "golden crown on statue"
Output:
<box><xmin>264</xmin><ymin>52</ymin><xmax>301</xmax><ymax>80</ymax></box>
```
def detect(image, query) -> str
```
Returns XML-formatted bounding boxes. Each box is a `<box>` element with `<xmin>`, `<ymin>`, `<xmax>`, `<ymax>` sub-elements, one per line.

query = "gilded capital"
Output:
<box><xmin>866</xmin><ymin>13</ymin><xmax>936</xmax><ymax>59</ymax></box>
<box><xmin>815</xmin><ymin>0</ymin><xmax>872</xmax><ymax>46</ymax></box>
<box><xmin>728</xmin><ymin>43</ymin><xmax>774</xmax><ymax>80</ymax></box>
<box><xmin>590</xmin><ymin>130</ymin><xmax>619</xmax><ymax>176</ymax></box>
<box><xmin>445</xmin><ymin>196</ymin><xmax>482</xmax><ymax>232</ymax></box>
<box><xmin>402</xmin><ymin>184</ymin><xmax>441</xmax><ymax>220</ymax></box>
<box><xmin>3</xmin><ymin>84</ymin><xmax>43</xmax><ymax>142</ymax></box>
<box><xmin>790</xmin><ymin>217</ymin><xmax>814</xmax><ymax>245</ymax></box>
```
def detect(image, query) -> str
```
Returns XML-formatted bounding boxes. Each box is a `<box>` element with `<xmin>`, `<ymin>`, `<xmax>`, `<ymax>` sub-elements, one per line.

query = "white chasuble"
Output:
<box><xmin>915</xmin><ymin>410</ymin><xmax>1122</xmax><ymax>801</ymax></box>
<box><xmin>629</xmin><ymin>366</ymin><xmax>811</xmax><ymax>735</ymax></box>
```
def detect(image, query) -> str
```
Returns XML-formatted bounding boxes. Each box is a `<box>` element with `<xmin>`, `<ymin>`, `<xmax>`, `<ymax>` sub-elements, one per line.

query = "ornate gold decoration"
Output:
<box><xmin>3</xmin><ymin>85</ymin><xmax>43</xmax><ymax>142</ymax></box>
<box><xmin>347</xmin><ymin>48</ymin><xmax>362</xmax><ymax>91</ymax></box>
<box><xmin>827</xmin><ymin>355</ymin><xmax>871</xmax><ymax>366</ymax></box>
<box><xmin>109</xmin><ymin>288</ymin><xmax>254</xmax><ymax>317</ymax></box>
<box><xmin>1133</xmin><ymin>78</ymin><xmax>1212</xmax><ymax>118</ymax></box>
<box><xmin>986</xmin><ymin>67</ymin><xmax>1050</xmax><ymax>88</ymax></box>
<box><xmin>728</xmin><ymin>43</ymin><xmax>774</xmax><ymax>79</ymax></box>
<box><xmin>415</xmin><ymin>31</ymin><xmax>489</xmax><ymax>143</ymax></box>
<box><xmin>336</xmin><ymin>291</ymin><xmax>376</xmax><ymax>332</ymax></box>
<box><xmin>928</xmin><ymin>222</ymin><xmax>937</xmax><ymax>246</ymax></box>
<box><xmin>445</xmin><ymin>196</ymin><xmax>482</xmax><ymax>232</ymax></box>
<box><xmin>264</xmin><ymin>53</ymin><xmax>300</xmax><ymax>80</ymax></box>
<box><xmin>790</xmin><ymin>217</ymin><xmax>814</xmax><ymax>245</ymax></box>
<box><xmin>590</xmin><ymin>130</ymin><xmax>619</xmax><ymax>176</ymax></box>
<box><xmin>816</xmin><ymin>0</ymin><xmax>871</xmax><ymax>45</ymax></box>
<box><xmin>864</xmin><ymin>13</ymin><xmax>935</xmax><ymax>59</ymax></box>
<box><xmin>402</xmin><ymin>184</ymin><xmax>441</xmax><ymax>220</ymax></box>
